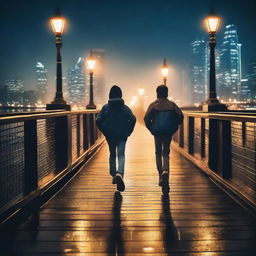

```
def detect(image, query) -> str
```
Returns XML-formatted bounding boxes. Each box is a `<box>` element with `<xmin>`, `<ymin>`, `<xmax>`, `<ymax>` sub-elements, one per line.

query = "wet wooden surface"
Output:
<box><xmin>1</xmin><ymin>124</ymin><xmax>256</xmax><ymax>256</ymax></box>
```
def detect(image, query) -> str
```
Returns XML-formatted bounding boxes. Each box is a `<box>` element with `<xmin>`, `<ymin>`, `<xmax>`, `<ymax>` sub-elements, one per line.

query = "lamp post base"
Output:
<box><xmin>86</xmin><ymin>104</ymin><xmax>97</xmax><ymax>110</ymax></box>
<box><xmin>46</xmin><ymin>103</ymin><xmax>71</xmax><ymax>111</ymax></box>
<box><xmin>203</xmin><ymin>102</ymin><xmax>227</xmax><ymax>112</ymax></box>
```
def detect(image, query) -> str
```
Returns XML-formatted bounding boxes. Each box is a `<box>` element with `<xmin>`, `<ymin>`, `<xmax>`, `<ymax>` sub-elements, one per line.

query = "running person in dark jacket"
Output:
<box><xmin>144</xmin><ymin>85</ymin><xmax>183</xmax><ymax>194</ymax></box>
<box><xmin>96</xmin><ymin>85</ymin><xmax>136</xmax><ymax>192</ymax></box>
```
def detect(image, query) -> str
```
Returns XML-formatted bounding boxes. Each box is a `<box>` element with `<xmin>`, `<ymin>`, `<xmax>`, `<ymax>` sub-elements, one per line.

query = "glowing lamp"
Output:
<box><xmin>138</xmin><ymin>88</ymin><xmax>145</xmax><ymax>96</ymax></box>
<box><xmin>205</xmin><ymin>15</ymin><xmax>220</xmax><ymax>34</ymax></box>
<box><xmin>161</xmin><ymin>59</ymin><xmax>169</xmax><ymax>78</ymax></box>
<box><xmin>87</xmin><ymin>51</ymin><xmax>96</xmax><ymax>71</ymax></box>
<box><xmin>161</xmin><ymin>67</ymin><xmax>169</xmax><ymax>77</ymax></box>
<box><xmin>50</xmin><ymin>17</ymin><xmax>65</xmax><ymax>34</ymax></box>
<box><xmin>87</xmin><ymin>58</ymin><xmax>96</xmax><ymax>71</ymax></box>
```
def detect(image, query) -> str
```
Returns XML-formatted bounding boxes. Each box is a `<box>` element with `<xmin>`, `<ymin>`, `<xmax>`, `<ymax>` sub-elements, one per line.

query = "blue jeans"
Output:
<box><xmin>107</xmin><ymin>139</ymin><xmax>127</xmax><ymax>177</ymax></box>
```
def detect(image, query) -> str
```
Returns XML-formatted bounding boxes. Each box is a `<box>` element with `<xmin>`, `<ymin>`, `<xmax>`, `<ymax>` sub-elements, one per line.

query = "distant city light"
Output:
<box><xmin>138</xmin><ymin>88</ymin><xmax>145</xmax><ymax>96</ymax></box>
<box><xmin>130</xmin><ymin>96</ymin><xmax>138</xmax><ymax>107</ymax></box>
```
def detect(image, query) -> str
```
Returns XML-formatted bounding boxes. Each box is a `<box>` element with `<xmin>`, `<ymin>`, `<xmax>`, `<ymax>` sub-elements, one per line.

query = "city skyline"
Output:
<box><xmin>0</xmin><ymin>0</ymin><xmax>255</xmax><ymax>95</ymax></box>
<box><xmin>68</xmin><ymin>57</ymin><xmax>86</xmax><ymax>105</ymax></box>
<box><xmin>191</xmin><ymin>23</ymin><xmax>246</xmax><ymax>104</ymax></box>
<box><xmin>36</xmin><ymin>62</ymin><xmax>48</xmax><ymax>104</ymax></box>
<box><xmin>1</xmin><ymin>20</ymin><xmax>255</xmax><ymax>107</ymax></box>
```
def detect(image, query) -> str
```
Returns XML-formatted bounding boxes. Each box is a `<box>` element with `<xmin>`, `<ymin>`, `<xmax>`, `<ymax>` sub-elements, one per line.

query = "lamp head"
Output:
<box><xmin>50</xmin><ymin>8</ymin><xmax>65</xmax><ymax>35</ymax></box>
<box><xmin>204</xmin><ymin>8</ymin><xmax>221</xmax><ymax>34</ymax></box>
<box><xmin>161</xmin><ymin>58</ymin><xmax>169</xmax><ymax>78</ymax></box>
<box><xmin>87</xmin><ymin>49</ymin><xmax>96</xmax><ymax>71</ymax></box>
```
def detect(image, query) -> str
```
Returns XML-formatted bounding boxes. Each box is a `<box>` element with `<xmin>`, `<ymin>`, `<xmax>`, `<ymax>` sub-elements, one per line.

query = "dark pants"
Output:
<box><xmin>107</xmin><ymin>139</ymin><xmax>127</xmax><ymax>177</ymax></box>
<box><xmin>154</xmin><ymin>135</ymin><xmax>172</xmax><ymax>173</ymax></box>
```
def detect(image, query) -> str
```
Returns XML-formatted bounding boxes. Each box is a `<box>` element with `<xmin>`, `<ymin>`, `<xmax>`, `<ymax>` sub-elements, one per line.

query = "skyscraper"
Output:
<box><xmin>36</xmin><ymin>62</ymin><xmax>48</xmax><ymax>104</ymax></box>
<box><xmin>68</xmin><ymin>57</ymin><xmax>86</xmax><ymax>106</ymax></box>
<box><xmin>191</xmin><ymin>39</ymin><xmax>207</xmax><ymax>103</ymax></box>
<box><xmin>5</xmin><ymin>79</ymin><xmax>24</xmax><ymax>105</ymax></box>
<box><xmin>247</xmin><ymin>58</ymin><xmax>256</xmax><ymax>99</ymax></box>
<box><xmin>218</xmin><ymin>24</ymin><xmax>242</xmax><ymax>100</ymax></box>
<box><xmin>240</xmin><ymin>78</ymin><xmax>251</xmax><ymax>100</ymax></box>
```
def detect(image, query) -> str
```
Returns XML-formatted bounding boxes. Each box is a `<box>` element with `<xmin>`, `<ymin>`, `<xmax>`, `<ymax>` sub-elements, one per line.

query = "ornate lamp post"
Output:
<box><xmin>161</xmin><ymin>58</ymin><xmax>169</xmax><ymax>86</ymax></box>
<box><xmin>203</xmin><ymin>11</ymin><xmax>227</xmax><ymax>111</ymax></box>
<box><xmin>86</xmin><ymin>50</ymin><xmax>97</xmax><ymax>109</ymax></box>
<box><xmin>46</xmin><ymin>9</ymin><xmax>70</xmax><ymax>110</ymax></box>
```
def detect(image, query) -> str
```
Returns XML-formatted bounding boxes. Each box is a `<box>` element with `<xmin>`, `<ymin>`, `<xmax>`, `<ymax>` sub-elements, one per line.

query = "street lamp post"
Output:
<box><xmin>46</xmin><ymin>9</ymin><xmax>70</xmax><ymax>111</ymax></box>
<box><xmin>161</xmin><ymin>58</ymin><xmax>169</xmax><ymax>86</ymax></box>
<box><xmin>203</xmin><ymin>11</ymin><xmax>227</xmax><ymax>111</ymax></box>
<box><xmin>86</xmin><ymin>50</ymin><xmax>96</xmax><ymax>109</ymax></box>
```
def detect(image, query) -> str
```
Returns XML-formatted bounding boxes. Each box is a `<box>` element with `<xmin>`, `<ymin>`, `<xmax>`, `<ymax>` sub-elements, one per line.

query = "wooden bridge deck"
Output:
<box><xmin>1</xmin><ymin>124</ymin><xmax>256</xmax><ymax>255</ymax></box>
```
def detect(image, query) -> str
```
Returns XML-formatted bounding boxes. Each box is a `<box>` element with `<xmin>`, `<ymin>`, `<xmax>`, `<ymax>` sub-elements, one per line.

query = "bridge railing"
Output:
<box><xmin>0</xmin><ymin>110</ymin><xmax>103</xmax><ymax>222</ymax></box>
<box><xmin>173</xmin><ymin>111</ymin><xmax>256</xmax><ymax>211</ymax></box>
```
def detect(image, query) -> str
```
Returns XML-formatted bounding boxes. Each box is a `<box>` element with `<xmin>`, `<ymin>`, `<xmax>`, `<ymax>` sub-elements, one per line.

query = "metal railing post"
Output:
<box><xmin>94</xmin><ymin>113</ymin><xmax>98</xmax><ymax>141</ymax></box>
<box><xmin>77</xmin><ymin>114</ymin><xmax>81</xmax><ymax>156</ymax></box>
<box><xmin>55</xmin><ymin>116</ymin><xmax>69</xmax><ymax>172</ymax></box>
<box><xmin>24</xmin><ymin>120</ymin><xmax>38</xmax><ymax>194</ymax></box>
<box><xmin>208</xmin><ymin>119</ymin><xmax>218</xmax><ymax>171</ymax></box>
<box><xmin>179</xmin><ymin>122</ymin><xmax>184</xmax><ymax>148</ymax></box>
<box><xmin>89</xmin><ymin>114</ymin><xmax>95</xmax><ymax>145</ymax></box>
<box><xmin>218</xmin><ymin>120</ymin><xmax>232</xmax><ymax>178</ymax></box>
<box><xmin>83</xmin><ymin>114</ymin><xmax>89</xmax><ymax>150</ymax></box>
<box><xmin>201</xmin><ymin>118</ymin><xmax>205</xmax><ymax>158</ymax></box>
<box><xmin>188</xmin><ymin>117</ymin><xmax>194</xmax><ymax>155</ymax></box>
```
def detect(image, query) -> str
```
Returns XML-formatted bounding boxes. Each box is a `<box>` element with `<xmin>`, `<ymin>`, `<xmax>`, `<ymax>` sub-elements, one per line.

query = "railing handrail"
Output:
<box><xmin>0</xmin><ymin>109</ymin><xmax>100</xmax><ymax>124</ymax></box>
<box><xmin>183</xmin><ymin>111</ymin><xmax>256</xmax><ymax>122</ymax></box>
<box><xmin>0</xmin><ymin>109</ymin><xmax>103</xmax><ymax>225</ymax></box>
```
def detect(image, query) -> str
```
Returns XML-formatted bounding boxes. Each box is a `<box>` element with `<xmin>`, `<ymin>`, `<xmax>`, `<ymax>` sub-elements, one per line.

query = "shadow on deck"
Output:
<box><xmin>0</xmin><ymin>124</ymin><xmax>256</xmax><ymax>255</ymax></box>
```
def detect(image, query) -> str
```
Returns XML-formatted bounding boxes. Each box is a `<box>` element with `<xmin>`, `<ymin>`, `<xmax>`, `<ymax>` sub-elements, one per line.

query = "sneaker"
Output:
<box><xmin>161</xmin><ymin>171</ymin><xmax>169</xmax><ymax>195</ymax></box>
<box><xmin>115</xmin><ymin>173</ymin><xmax>125</xmax><ymax>192</ymax></box>
<box><xmin>112</xmin><ymin>176</ymin><xmax>117</xmax><ymax>184</ymax></box>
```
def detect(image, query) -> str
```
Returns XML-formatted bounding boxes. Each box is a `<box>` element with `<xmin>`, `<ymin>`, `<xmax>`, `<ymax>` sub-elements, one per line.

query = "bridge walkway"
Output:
<box><xmin>1</xmin><ymin>124</ymin><xmax>256</xmax><ymax>255</ymax></box>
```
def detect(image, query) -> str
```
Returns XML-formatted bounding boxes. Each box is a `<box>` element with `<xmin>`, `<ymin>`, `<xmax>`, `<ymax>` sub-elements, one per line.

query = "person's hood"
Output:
<box><xmin>108</xmin><ymin>98</ymin><xmax>124</xmax><ymax>107</ymax></box>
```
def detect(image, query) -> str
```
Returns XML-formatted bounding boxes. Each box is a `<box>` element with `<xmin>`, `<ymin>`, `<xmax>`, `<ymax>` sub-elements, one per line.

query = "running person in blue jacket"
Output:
<box><xmin>96</xmin><ymin>85</ymin><xmax>136</xmax><ymax>192</ymax></box>
<box><xmin>144</xmin><ymin>85</ymin><xmax>183</xmax><ymax>194</ymax></box>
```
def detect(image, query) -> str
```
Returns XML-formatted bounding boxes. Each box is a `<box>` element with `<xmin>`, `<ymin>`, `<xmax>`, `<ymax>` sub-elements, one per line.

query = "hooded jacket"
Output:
<box><xmin>96</xmin><ymin>98</ymin><xmax>136</xmax><ymax>141</ymax></box>
<box><xmin>144</xmin><ymin>98</ymin><xmax>183</xmax><ymax>136</ymax></box>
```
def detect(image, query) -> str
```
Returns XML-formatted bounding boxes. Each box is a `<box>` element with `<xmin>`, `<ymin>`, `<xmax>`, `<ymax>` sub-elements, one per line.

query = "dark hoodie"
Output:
<box><xmin>96</xmin><ymin>98</ymin><xmax>136</xmax><ymax>141</ymax></box>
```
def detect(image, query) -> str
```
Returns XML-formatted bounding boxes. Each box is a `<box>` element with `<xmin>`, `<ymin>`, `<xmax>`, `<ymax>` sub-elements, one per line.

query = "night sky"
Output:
<box><xmin>0</xmin><ymin>0</ymin><xmax>255</xmax><ymax>101</ymax></box>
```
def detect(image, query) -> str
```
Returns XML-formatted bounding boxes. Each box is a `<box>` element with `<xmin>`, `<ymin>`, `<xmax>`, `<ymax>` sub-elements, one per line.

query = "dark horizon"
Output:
<box><xmin>0</xmin><ymin>0</ymin><xmax>255</xmax><ymax>98</ymax></box>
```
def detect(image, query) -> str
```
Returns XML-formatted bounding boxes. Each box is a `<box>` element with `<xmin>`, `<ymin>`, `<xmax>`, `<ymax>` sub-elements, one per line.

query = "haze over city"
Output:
<box><xmin>0</xmin><ymin>0</ymin><xmax>255</xmax><ymax>106</ymax></box>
